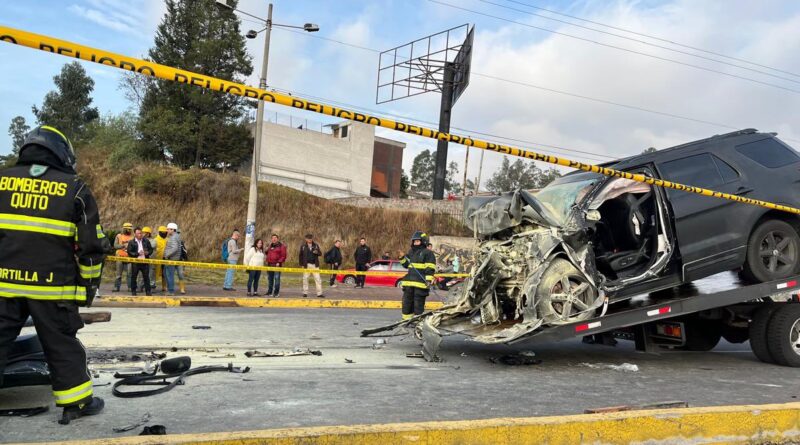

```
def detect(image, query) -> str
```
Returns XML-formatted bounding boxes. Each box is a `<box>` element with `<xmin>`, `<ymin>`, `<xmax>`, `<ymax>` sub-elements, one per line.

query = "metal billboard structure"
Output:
<box><xmin>377</xmin><ymin>24</ymin><xmax>474</xmax><ymax>199</ymax></box>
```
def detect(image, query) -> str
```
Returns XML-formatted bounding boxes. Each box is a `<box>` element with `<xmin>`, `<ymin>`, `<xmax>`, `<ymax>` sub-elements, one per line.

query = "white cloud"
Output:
<box><xmin>68</xmin><ymin>4</ymin><xmax>137</xmax><ymax>35</ymax></box>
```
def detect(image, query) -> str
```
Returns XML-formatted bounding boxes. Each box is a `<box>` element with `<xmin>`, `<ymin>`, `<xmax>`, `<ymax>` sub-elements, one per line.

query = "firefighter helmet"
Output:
<box><xmin>20</xmin><ymin>126</ymin><xmax>76</xmax><ymax>168</ymax></box>
<box><xmin>410</xmin><ymin>231</ymin><xmax>429</xmax><ymax>246</ymax></box>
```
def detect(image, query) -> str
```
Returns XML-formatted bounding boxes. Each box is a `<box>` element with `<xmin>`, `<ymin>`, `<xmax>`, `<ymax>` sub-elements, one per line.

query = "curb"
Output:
<box><xmin>15</xmin><ymin>402</ymin><xmax>800</xmax><ymax>445</ymax></box>
<box><xmin>93</xmin><ymin>295</ymin><xmax>444</xmax><ymax>310</ymax></box>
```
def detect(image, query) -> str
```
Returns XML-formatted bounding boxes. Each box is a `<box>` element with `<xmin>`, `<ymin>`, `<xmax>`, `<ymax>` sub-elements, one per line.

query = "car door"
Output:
<box><xmin>366</xmin><ymin>261</ymin><xmax>390</xmax><ymax>286</ymax></box>
<box><xmin>655</xmin><ymin>152</ymin><xmax>746</xmax><ymax>280</ymax></box>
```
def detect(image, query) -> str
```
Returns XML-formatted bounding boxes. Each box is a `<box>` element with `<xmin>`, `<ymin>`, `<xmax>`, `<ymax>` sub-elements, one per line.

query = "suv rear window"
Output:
<box><xmin>658</xmin><ymin>153</ymin><xmax>730</xmax><ymax>192</ymax></box>
<box><xmin>735</xmin><ymin>138</ymin><xmax>800</xmax><ymax>168</ymax></box>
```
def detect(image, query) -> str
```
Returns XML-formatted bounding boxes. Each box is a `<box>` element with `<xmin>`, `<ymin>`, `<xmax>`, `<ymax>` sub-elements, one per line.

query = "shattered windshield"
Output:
<box><xmin>533</xmin><ymin>175</ymin><xmax>600</xmax><ymax>223</ymax></box>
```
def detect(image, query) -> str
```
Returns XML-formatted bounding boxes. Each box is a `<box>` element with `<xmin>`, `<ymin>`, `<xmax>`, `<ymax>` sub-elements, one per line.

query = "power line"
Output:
<box><xmin>501</xmin><ymin>0</ymin><xmax>800</xmax><ymax>79</ymax></box>
<box><xmin>273</xmin><ymin>27</ymin><xmax>785</xmax><ymax>139</ymax></box>
<box><xmin>478</xmin><ymin>0</ymin><xmax>800</xmax><ymax>85</ymax></box>
<box><xmin>427</xmin><ymin>0</ymin><xmax>800</xmax><ymax>95</ymax></box>
<box><xmin>267</xmin><ymin>85</ymin><xmax>615</xmax><ymax>162</ymax></box>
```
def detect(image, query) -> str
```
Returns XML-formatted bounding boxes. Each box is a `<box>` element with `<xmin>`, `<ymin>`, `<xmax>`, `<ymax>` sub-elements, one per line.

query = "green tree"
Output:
<box><xmin>642</xmin><ymin>146</ymin><xmax>657</xmax><ymax>154</ymax></box>
<box><xmin>8</xmin><ymin>116</ymin><xmax>29</xmax><ymax>154</ymax></box>
<box><xmin>409</xmin><ymin>149</ymin><xmax>460</xmax><ymax>193</ymax></box>
<box><xmin>400</xmin><ymin>170</ymin><xmax>410</xmax><ymax>198</ymax></box>
<box><xmin>138</xmin><ymin>0</ymin><xmax>254</xmax><ymax>169</ymax></box>
<box><xmin>485</xmin><ymin>158</ymin><xmax>561</xmax><ymax>193</ymax></box>
<box><xmin>32</xmin><ymin>62</ymin><xmax>99</xmax><ymax>140</ymax></box>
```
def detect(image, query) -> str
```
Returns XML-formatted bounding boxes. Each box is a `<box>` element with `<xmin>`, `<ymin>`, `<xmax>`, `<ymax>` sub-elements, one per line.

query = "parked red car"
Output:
<box><xmin>336</xmin><ymin>260</ymin><xmax>407</xmax><ymax>287</ymax></box>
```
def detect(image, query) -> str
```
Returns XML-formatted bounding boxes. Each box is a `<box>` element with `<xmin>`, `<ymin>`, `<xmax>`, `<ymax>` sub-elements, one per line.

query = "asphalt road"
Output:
<box><xmin>1</xmin><ymin>306</ymin><xmax>799</xmax><ymax>443</ymax></box>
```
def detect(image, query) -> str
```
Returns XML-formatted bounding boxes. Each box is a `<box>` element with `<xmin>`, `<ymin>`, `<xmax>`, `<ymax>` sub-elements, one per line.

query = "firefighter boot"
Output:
<box><xmin>179</xmin><ymin>280</ymin><xmax>186</xmax><ymax>295</ymax></box>
<box><xmin>59</xmin><ymin>397</ymin><xmax>105</xmax><ymax>425</ymax></box>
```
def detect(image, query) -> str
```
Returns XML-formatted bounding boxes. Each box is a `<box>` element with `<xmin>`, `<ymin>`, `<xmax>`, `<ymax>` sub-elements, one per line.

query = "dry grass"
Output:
<box><xmin>79</xmin><ymin>146</ymin><xmax>464</xmax><ymax>267</ymax></box>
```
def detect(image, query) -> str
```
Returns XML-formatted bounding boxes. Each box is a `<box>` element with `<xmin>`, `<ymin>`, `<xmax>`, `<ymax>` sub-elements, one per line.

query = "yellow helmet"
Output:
<box><xmin>157</xmin><ymin>225</ymin><xmax>168</xmax><ymax>233</ymax></box>
<box><xmin>122</xmin><ymin>222</ymin><xmax>133</xmax><ymax>229</ymax></box>
<box><xmin>142</xmin><ymin>226</ymin><xmax>152</xmax><ymax>234</ymax></box>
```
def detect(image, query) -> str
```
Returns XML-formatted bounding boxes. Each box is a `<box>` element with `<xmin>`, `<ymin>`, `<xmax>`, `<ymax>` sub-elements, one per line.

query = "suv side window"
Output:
<box><xmin>658</xmin><ymin>153</ymin><xmax>725</xmax><ymax>195</ymax></box>
<box><xmin>736</xmin><ymin>138</ymin><xmax>800</xmax><ymax>168</ymax></box>
<box><xmin>712</xmin><ymin>156</ymin><xmax>739</xmax><ymax>183</ymax></box>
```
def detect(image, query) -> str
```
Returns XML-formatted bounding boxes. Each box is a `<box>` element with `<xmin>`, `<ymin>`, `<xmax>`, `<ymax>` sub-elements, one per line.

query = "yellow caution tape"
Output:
<box><xmin>1</xmin><ymin>26</ymin><xmax>798</xmax><ymax>215</ymax></box>
<box><xmin>106</xmin><ymin>256</ymin><xmax>470</xmax><ymax>278</ymax></box>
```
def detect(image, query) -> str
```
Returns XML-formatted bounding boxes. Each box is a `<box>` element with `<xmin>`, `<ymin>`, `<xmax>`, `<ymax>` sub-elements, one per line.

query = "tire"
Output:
<box><xmin>742</xmin><ymin>219</ymin><xmax>800</xmax><ymax>283</ymax></box>
<box><xmin>536</xmin><ymin>258</ymin><xmax>598</xmax><ymax>325</ymax></box>
<box><xmin>766</xmin><ymin>304</ymin><xmax>800</xmax><ymax>367</ymax></box>
<box><xmin>343</xmin><ymin>276</ymin><xmax>356</xmax><ymax>286</ymax></box>
<box><xmin>749</xmin><ymin>304</ymin><xmax>779</xmax><ymax>364</ymax></box>
<box><xmin>720</xmin><ymin>324</ymin><xmax>750</xmax><ymax>344</ymax></box>
<box><xmin>680</xmin><ymin>317</ymin><xmax>722</xmax><ymax>351</ymax></box>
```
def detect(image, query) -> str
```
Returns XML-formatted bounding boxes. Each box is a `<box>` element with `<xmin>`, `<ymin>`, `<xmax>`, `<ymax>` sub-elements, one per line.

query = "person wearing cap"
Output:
<box><xmin>136</xmin><ymin>227</ymin><xmax>157</xmax><ymax>291</ymax></box>
<box><xmin>0</xmin><ymin>126</ymin><xmax>109</xmax><ymax>424</ymax></box>
<box><xmin>162</xmin><ymin>222</ymin><xmax>182</xmax><ymax>296</ymax></box>
<box><xmin>153</xmin><ymin>225</ymin><xmax>168</xmax><ymax>293</ymax></box>
<box><xmin>112</xmin><ymin>222</ymin><xmax>134</xmax><ymax>292</ymax></box>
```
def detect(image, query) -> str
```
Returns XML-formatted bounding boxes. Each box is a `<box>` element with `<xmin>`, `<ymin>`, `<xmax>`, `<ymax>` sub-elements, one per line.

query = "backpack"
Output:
<box><xmin>221</xmin><ymin>238</ymin><xmax>230</xmax><ymax>262</ymax></box>
<box><xmin>180</xmin><ymin>241</ymin><xmax>189</xmax><ymax>261</ymax></box>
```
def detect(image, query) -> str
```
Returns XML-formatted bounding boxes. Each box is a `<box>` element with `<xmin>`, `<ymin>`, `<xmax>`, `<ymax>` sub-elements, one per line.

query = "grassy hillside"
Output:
<box><xmin>78</xmin><ymin>146</ymin><xmax>463</xmax><ymax>266</ymax></box>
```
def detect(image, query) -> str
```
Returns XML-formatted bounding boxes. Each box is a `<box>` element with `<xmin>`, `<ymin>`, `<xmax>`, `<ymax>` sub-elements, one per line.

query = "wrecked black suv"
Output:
<box><xmin>390</xmin><ymin>129</ymin><xmax>800</xmax><ymax>345</ymax></box>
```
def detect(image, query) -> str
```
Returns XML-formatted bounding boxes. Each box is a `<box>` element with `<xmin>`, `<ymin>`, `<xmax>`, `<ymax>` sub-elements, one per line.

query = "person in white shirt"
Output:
<box><xmin>244</xmin><ymin>238</ymin><xmax>266</xmax><ymax>296</ymax></box>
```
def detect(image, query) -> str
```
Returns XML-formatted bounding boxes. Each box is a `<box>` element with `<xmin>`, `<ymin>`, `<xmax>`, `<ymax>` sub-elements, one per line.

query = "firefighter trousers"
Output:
<box><xmin>402</xmin><ymin>286</ymin><xmax>429</xmax><ymax>317</ymax></box>
<box><xmin>0</xmin><ymin>298</ymin><xmax>93</xmax><ymax>407</ymax></box>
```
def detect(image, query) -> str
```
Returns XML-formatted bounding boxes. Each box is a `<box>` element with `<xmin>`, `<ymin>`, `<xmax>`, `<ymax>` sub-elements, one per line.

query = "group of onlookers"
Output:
<box><xmin>222</xmin><ymin>231</ymin><xmax>386</xmax><ymax>298</ymax></box>
<box><xmin>111</xmin><ymin>222</ymin><xmax>186</xmax><ymax>296</ymax></box>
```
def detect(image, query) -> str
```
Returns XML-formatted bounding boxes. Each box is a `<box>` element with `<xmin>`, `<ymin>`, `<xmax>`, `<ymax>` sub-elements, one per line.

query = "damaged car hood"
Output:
<box><xmin>464</xmin><ymin>190</ymin><xmax>564</xmax><ymax>236</ymax></box>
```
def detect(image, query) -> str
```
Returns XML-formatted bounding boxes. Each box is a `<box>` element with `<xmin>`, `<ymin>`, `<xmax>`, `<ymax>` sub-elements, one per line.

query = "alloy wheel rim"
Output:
<box><xmin>759</xmin><ymin>230</ymin><xmax>797</xmax><ymax>273</ymax></box>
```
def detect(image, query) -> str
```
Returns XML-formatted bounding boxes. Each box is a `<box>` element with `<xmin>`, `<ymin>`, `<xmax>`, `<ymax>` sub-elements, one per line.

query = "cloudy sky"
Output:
<box><xmin>2</xmin><ymin>0</ymin><xmax>800</xmax><ymax>189</ymax></box>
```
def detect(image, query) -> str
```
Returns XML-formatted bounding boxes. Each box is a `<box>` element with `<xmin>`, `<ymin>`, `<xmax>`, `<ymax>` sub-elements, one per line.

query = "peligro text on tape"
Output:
<box><xmin>105</xmin><ymin>256</ymin><xmax>470</xmax><ymax>278</ymax></box>
<box><xmin>1</xmin><ymin>26</ymin><xmax>798</xmax><ymax>215</ymax></box>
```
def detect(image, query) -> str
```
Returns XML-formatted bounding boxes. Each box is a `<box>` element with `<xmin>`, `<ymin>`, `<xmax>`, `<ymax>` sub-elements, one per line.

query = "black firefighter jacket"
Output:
<box><xmin>0</xmin><ymin>162</ymin><xmax>109</xmax><ymax>306</ymax></box>
<box><xmin>399</xmin><ymin>246</ymin><xmax>436</xmax><ymax>289</ymax></box>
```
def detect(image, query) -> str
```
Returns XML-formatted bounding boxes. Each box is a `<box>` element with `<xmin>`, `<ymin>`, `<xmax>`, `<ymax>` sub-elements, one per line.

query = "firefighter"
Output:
<box><xmin>0</xmin><ymin>126</ymin><xmax>109</xmax><ymax>424</ymax></box>
<box><xmin>396</xmin><ymin>231</ymin><xmax>437</xmax><ymax>319</ymax></box>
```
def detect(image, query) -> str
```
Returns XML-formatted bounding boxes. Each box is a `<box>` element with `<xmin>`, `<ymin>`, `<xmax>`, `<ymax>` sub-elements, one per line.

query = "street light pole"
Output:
<box><xmin>245</xmin><ymin>3</ymin><xmax>273</xmax><ymax>253</ymax></box>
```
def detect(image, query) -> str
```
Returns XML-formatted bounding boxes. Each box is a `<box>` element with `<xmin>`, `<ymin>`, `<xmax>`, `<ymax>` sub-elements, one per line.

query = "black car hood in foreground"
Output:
<box><xmin>464</xmin><ymin>190</ymin><xmax>564</xmax><ymax>236</ymax></box>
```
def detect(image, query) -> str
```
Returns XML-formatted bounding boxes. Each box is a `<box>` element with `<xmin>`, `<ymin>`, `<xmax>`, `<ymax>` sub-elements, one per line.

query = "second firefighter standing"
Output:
<box><xmin>397</xmin><ymin>231</ymin><xmax>436</xmax><ymax>320</ymax></box>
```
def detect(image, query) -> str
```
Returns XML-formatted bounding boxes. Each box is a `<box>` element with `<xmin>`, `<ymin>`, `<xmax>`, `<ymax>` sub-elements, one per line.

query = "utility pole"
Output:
<box><xmin>475</xmin><ymin>148</ymin><xmax>485</xmax><ymax>194</ymax></box>
<box><xmin>462</xmin><ymin>146</ymin><xmax>469</xmax><ymax>196</ymax></box>
<box><xmin>245</xmin><ymin>3</ymin><xmax>273</xmax><ymax>252</ymax></box>
<box><xmin>432</xmin><ymin>61</ymin><xmax>455</xmax><ymax>200</ymax></box>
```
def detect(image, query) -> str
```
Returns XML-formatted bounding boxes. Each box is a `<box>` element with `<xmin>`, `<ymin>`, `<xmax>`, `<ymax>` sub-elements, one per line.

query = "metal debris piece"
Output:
<box><xmin>139</xmin><ymin>425</ymin><xmax>167</xmax><ymax>436</ymax></box>
<box><xmin>209</xmin><ymin>354</ymin><xmax>236</xmax><ymax>359</ymax></box>
<box><xmin>489</xmin><ymin>352</ymin><xmax>542</xmax><ymax>366</ymax></box>
<box><xmin>421</xmin><ymin>319</ymin><xmax>442</xmax><ymax>362</ymax></box>
<box><xmin>80</xmin><ymin>311</ymin><xmax>112</xmax><ymax>324</ymax></box>
<box><xmin>113</xmin><ymin>413</ymin><xmax>152</xmax><ymax>433</ymax></box>
<box><xmin>191</xmin><ymin>325</ymin><xmax>211</xmax><ymax>330</ymax></box>
<box><xmin>585</xmin><ymin>401</ymin><xmax>687</xmax><ymax>414</ymax></box>
<box><xmin>406</xmin><ymin>352</ymin><xmax>424</xmax><ymax>359</ymax></box>
<box><xmin>579</xmin><ymin>362</ymin><xmax>639</xmax><ymax>372</ymax></box>
<box><xmin>245</xmin><ymin>348</ymin><xmax>322</xmax><ymax>358</ymax></box>
<box><xmin>344</xmin><ymin>358</ymin><xmax>354</xmax><ymax>363</ymax></box>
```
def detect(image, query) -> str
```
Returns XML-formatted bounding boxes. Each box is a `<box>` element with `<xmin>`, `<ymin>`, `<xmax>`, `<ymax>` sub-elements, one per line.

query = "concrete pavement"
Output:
<box><xmin>1</xmin><ymin>306</ymin><xmax>799</xmax><ymax>443</ymax></box>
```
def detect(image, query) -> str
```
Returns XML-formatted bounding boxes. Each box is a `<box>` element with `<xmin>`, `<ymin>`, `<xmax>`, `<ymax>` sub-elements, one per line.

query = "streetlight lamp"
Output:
<box><xmin>215</xmin><ymin>0</ymin><xmax>318</xmax><ymax>252</ymax></box>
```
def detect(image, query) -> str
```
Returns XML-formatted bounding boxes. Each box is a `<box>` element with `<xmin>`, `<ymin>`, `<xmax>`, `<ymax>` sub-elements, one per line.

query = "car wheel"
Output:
<box><xmin>766</xmin><ymin>304</ymin><xmax>800</xmax><ymax>367</ymax></box>
<box><xmin>536</xmin><ymin>258</ymin><xmax>598</xmax><ymax>325</ymax></box>
<box><xmin>742</xmin><ymin>219</ymin><xmax>800</xmax><ymax>283</ymax></box>
<box><xmin>679</xmin><ymin>316</ymin><xmax>722</xmax><ymax>351</ymax></box>
<box><xmin>343</xmin><ymin>276</ymin><xmax>356</xmax><ymax>286</ymax></box>
<box><xmin>749</xmin><ymin>304</ymin><xmax>779</xmax><ymax>364</ymax></box>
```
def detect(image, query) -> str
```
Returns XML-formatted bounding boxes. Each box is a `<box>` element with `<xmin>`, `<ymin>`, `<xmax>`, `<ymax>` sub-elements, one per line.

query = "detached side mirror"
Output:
<box><xmin>585</xmin><ymin>209</ymin><xmax>601</xmax><ymax>222</ymax></box>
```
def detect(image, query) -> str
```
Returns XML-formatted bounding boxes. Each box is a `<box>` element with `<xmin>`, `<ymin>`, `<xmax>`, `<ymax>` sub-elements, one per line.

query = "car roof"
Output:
<box><xmin>561</xmin><ymin>129</ymin><xmax>787</xmax><ymax>178</ymax></box>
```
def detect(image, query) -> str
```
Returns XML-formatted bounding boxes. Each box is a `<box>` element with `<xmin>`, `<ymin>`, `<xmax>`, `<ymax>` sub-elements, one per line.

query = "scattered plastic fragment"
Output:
<box><xmin>140</xmin><ymin>425</ymin><xmax>167</xmax><ymax>435</ymax></box>
<box><xmin>245</xmin><ymin>348</ymin><xmax>322</xmax><ymax>358</ymax></box>
<box><xmin>579</xmin><ymin>363</ymin><xmax>639</xmax><ymax>372</ymax></box>
<box><xmin>192</xmin><ymin>325</ymin><xmax>211</xmax><ymax>330</ymax></box>
<box><xmin>113</xmin><ymin>413</ymin><xmax>151</xmax><ymax>433</ymax></box>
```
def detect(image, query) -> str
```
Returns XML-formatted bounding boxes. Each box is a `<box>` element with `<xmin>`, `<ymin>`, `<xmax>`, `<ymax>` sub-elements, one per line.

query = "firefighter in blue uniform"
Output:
<box><xmin>0</xmin><ymin>126</ymin><xmax>109</xmax><ymax>424</ymax></box>
<box><xmin>397</xmin><ymin>231</ymin><xmax>437</xmax><ymax>319</ymax></box>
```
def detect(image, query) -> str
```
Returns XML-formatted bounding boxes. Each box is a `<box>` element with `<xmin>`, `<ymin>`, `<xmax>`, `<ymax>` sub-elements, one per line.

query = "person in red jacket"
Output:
<box><xmin>265</xmin><ymin>234</ymin><xmax>287</xmax><ymax>297</ymax></box>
